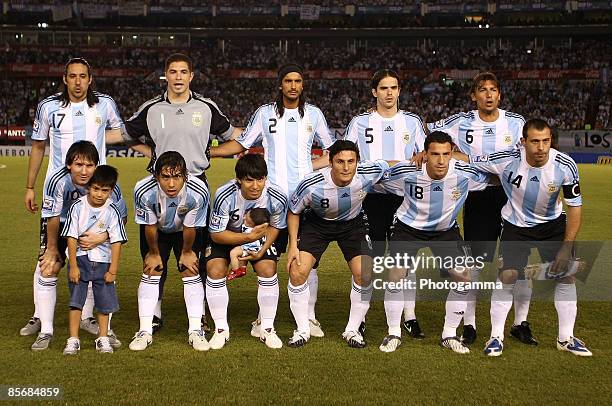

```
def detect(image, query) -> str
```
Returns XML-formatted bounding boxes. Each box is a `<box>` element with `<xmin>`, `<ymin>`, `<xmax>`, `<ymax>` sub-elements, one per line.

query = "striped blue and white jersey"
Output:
<box><xmin>236</xmin><ymin>103</ymin><xmax>335</xmax><ymax>196</ymax></box>
<box><xmin>133</xmin><ymin>175</ymin><xmax>209</xmax><ymax>233</ymax></box>
<box><xmin>209</xmin><ymin>180</ymin><xmax>288</xmax><ymax>233</ymax></box>
<box><xmin>289</xmin><ymin>160</ymin><xmax>389</xmax><ymax>221</ymax></box>
<box><xmin>32</xmin><ymin>92</ymin><xmax>123</xmax><ymax>181</ymax></box>
<box><xmin>469</xmin><ymin>148</ymin><xmax>582</xmax><ymax>227</ymax></box>
<box><xmin>427</xmin><ymin>109</ymin><xmax>525</xmax><ymax>156</ymax></box>
<box><xmin>380</xmin><ymin>159</ymin><xmax>489</xmax><ymax>232</ymax></box>
<box><xmin>61</xmin><ymin>196</ymin><xmax>127</xmax><ymax>263</ymax></box>
<box><xmin>41</xmin><ymin>166</ymin><xmax>127</xmax><ymax>223</ymax></box>
<box><xmin>344</xmin><ymin>110</ymin><xmax>426</xmax><ymax>161</ymax></box>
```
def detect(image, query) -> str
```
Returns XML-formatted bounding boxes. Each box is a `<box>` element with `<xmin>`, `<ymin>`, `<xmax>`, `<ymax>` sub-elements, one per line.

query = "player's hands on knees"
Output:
<box><xmin>248</xmin><ymin>223</ymin><xmax>269</xmax><ymax>241</ymax></box>
<box><xmin>24</xmin><ymin>189</ymin><xmax>38</xmax><ymax>213</ymax></box>
<box><xmin>78</xmin><ymin>231</ymin><xmax>109</xmax><ymax>250</ymax></box>
<box><xmin>410</xmin><ymin>151</ymin><xmax>427</xmax><ymax>169</ymax></box>
<box><xmin>550</xmin><ymin>242</ymin><xmax>573</xmax><ymax>275</ymax></box>
<box><xmin>144</xmin><ymin>252</ymin><xmax>163</xmax><ymax>275</ymax></box>
<box><xmin>69</xmin><ymin>266</ymin><xmax>80</xmax><ymax>284</ymax></box>
<box><xmin>39</xmin><ymin>249</ymin><xmax>59</xmax><ymax>275</ymax></box>
<box><xmin>104</xmin><ymin>267</ymin><xmax>118</xmax><ymax>284</ymax></box>
<box><xmin>179</xmin><ymin>250</ymin><xmax>199</xmax><ymax>275</ymax></box>
<box><xmin>286</xmin><ymin>245</ymin><xmax>301</xmax><ymax>272</ymax></box>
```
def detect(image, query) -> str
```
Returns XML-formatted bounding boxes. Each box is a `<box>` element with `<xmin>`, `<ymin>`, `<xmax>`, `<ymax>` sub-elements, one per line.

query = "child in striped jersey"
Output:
<box><xmin>228</xmin><ymin>208</ymin><xmax>271</xmax><ymax>281</ymax></box>
<box><xmin>61</xmin><ymin>165</ymin><xmax>127</xmax><ymax>355</ymax></box>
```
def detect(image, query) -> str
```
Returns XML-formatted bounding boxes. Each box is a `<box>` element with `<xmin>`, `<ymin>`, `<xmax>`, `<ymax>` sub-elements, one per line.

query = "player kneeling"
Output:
<box><xmin>129</xmin><ymin>151</ymin><xmax>210</xmax><ymax>351</ymax></box>
<box><xmin>286</xmin><ymin>140</ymin><xmax>390</xmax><ymax>348</ymax></box>
<box><xmin>62</xmin><ymin>166</ymin><xmax>127</xmax><ymax>354</ymax></box>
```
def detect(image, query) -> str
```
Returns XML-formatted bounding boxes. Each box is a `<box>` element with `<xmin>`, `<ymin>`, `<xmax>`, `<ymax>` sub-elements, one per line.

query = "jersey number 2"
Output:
<box><xmin>268</xmin><ymin>118</ymin><xmax>277</xmax><ymax>134</ymax></box>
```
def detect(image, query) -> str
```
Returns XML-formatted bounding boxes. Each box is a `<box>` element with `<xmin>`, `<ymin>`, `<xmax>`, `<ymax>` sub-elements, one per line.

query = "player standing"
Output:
<box><xmin>344</xmin><ymin>69</ymin><xmax>427</xmax><ymax>338</ymax></box>
<box><xmin>22</xmin><ymin>58</ymin><xmax>125</xmax><ymax>338</ymax></box>
<box><xmin>463</xmin><ymin>119</ymin><xmax>591</xmax><ymax>357</ymax></box>
<box><xmin>427</xmin><ymin>72</ymin><xmax>533</xmax><ymax>345</ymax></box>
<box><xmin>210</xmin><ymin>63</ymin><xmax>335</xmax><ymax>338</ymax></box>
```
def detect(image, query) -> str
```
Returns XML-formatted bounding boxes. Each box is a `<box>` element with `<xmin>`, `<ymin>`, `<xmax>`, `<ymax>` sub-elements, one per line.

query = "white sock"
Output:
<box><xmin>257</xmin><ymin>275</ymin><xmax>279</xmax><ymax>331</ymax></box>
<box><xmin>463</xmin><ymin>268</ymin><xmax>480</xmax><ymax>327</ymax></box>
<box><xmin>154</xmin><ymin>300</ymin><xmax>162</xmax><ymax>319</ymax></box>
<box><xmin>554</xmin><ymin>283</ymin><xmax>577</xmax><ymax>342</ymax></box>
<box><xmin>206</xmin><ymin>277</ymin><xmax>229</xmax><ymax>331</ymax></box>
<box><xmin>288</xmin><ymin>281</ymin><xmax>310</xmax><ymax>334</ymax></box>
<box><xmin>81</xmin><ymin>282</ymin><xmax>95</xmax><ymax>320</ymax></box>
<box><xmin>307</xmin><ymin>268</ymin><xmax>318</xmax><ymax>320</ymax></box>
<box><xmin>490</xmin><ymin>282</ymin><xmax>514</xmax><ymax>340</ymax></box>
<box><xmin>202</xmin><ymin>299</ymin><xmax>207</xmax><ymax>317</ymax></box>
<box><xmin>345</xmin><ymin>279</ymin><xmax>372</xmax><ymax>332</ymax></box>
<box><xmin>403</xmin><ymin>272</ymin><xmax>417</xmax><ymax>321</ymax></box>
<box><xmin>36</xmin><ymin>276</ymin><xmax>57</xmax><ymax>335</ymax></box>
<box><xmin>513</xmin><ymin>279</ymin><xmax>532</xmax><ymax>325</ymax></box>
<box><xmin>108</xmin><ymin>312</ymin><xmax>113</xmax><ymax>331</ymax></box>
<box><xmin>137</xmin><ymin>274</ymin><xmax>160</xmax><ymax>334</ymax></box>
<box><xmin>384</xmin><ymin>287</ymin><xmax>404</xmax><ymax>336</ymax></box>
<box><xmin>33</xmin><ymin>264</ymin><xmax>41</xmax><ymax>319</ymax></box>
<box><xmin>183</xmin><ymin>275</ymin><xmax>204</xmax><ymax>332</ymax></box>
<box><xmin>443</xmin><ymin>288</ymin><xmax>468</xmax><ymax>339</ymax></box>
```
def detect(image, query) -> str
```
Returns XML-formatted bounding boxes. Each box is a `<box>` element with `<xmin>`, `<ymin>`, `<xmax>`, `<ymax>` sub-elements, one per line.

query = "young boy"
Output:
<box><xmin>228</xmin><ymin>208</ymin><xmax>271</xmax><ymax>281</ymax></box>
<box><xmin>61</xmin><ymin>165</ymin><xmax>127</xmax><ymax>355</ymax></box>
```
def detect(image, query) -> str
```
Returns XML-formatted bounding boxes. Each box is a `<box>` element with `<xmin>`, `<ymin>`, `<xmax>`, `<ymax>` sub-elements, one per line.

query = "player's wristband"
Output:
<box><xmin>26</xmin><ymin>186</ymin><xmax>34</xmax><ymax>190</ymax></box>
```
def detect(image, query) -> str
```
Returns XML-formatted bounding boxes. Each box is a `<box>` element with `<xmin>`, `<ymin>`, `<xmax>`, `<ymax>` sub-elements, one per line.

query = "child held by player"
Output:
<box><xmin>227</xmin><ymin>208</ymin><xmax>270</xmax><ymax>281</ymax></box>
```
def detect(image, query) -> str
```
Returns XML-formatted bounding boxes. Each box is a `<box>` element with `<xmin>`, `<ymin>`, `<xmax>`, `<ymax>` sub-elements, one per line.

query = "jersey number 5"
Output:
<box><xmin>365</xmin><ymin>128</ymin><xmax>374</xmax><ymax>144</ymax></box>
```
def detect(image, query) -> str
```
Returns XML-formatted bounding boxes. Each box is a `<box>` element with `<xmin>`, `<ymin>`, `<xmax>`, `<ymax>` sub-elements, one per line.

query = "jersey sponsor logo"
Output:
<box><xmin>169</xmin><ymin>202</ymin><xmax>177</xmax><ymax>207</ymax></box>
<box><xmin>474</xmin><ymin>155</ymin><xmax>488</xmax><ymax>162</ymax></box>
<box><xmin>384</xmin><ymin>125</ymin><xmax>393</xmax><ymax>132</ymax></box>
<box><xmin>177</xmin><ymin>205</ymin><xmax>189</xmax><ymax>215</ymax></box>
<box><xmin>530</xmin><ymin>176</ymin><xmax>539</xmax><ymax>182</ymax></box>
<box><xmin>503</xmin><ymin>133</ymin><xmax>513</xmax><ymax>145</ymax></box>
<box><xmin>75</xmin><ymin>110</ymin><xmax>84</xmax><ymax>117</ymax></box>
<box><xmin>341</xmin><ymin>192</ymin><xmax>350</xmax><ymax>198</ymax></box>
<box><xmin>450</xmin><ymin>187</ymin><xmax>461</xmax><ymax>201</ymax></box>
<box><xmin>433</xmin><ymin>185</ymin><xmax>443</xmax><ymax>192</ymax></box>
<box><xmin>42</xmin><ymin>198</ymin><xmax>54</xmax><ymax>211</ymax></box>
<box><xmin>485</xmin><ymin>128</ymin><xmax>494</xmax><ymax>135</ymax></box>
<box><xmin>288</xmin><ymin>117</ymin><xmax>296</xmax><ymax>123</ymax></box>
<box><xmin>136</xmin><ymin>208</ymin><xmax>147</xmax><ymax>221</ymax></box>
<box><xmin>91</xmin><ymin>214</ymin><xmax>97</xmax><ymax>219</ymax></box>
<box><xmin>176</xmin><ymin>108</ymin><xmax>184</xmax><ymax>115</ymax></box>
<box><xmin>192</xmin><ymin>111</ymin><xmax>203</xmax><ymax>127</ymax></box>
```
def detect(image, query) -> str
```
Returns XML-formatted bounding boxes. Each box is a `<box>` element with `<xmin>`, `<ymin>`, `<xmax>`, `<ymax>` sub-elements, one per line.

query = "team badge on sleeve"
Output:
<box><xmin>210</xmin><ymin>214</ymin><xmax>222</xmax><ymax>227</ymax></box>
<box><xmin>136</xmin><ymin>208</ymin><xmax>147</xmax><ymax>222</ymax></box>
<box><xmin>290</xmin><ymin>194</ymin><xmax>300</xmax><ymax>206</ymax></box>
<box><xmin>33</xmin><ymin>119</ymin><xmax>39</xmax><ymax>131</ymax></box>
<box><xmin>434</xmin><ymin>119</ymin><xmax>445</xmax><ymax>129</ymax></box>
<box><xmin>474</xmin><ymin>155</ymin><xmax>489</xmax><ymax>163</ymax></box>
<box><xmin>42</xmin><ymin>198</ymin><xmax>54</xmax><ymax>211</ymax></box>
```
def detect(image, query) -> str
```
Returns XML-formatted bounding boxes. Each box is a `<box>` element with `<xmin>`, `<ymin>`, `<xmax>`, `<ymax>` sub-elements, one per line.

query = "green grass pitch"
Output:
<box><xmin>0</xmin><ymin>156</ymin><xmax>611</xmax><ymax>404</ymax></box>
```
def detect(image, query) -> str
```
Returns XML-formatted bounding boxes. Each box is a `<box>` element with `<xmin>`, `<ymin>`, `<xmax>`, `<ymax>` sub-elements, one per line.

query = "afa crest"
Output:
<box><xmin>403</xmin><ymin>133</ymin><xmax>411</xmax><ymax>144</ymax></box>
<box><xmin>547</xmin><ymin>183</ymin><xmax>559</xmax><ymax>194</ymax></box>
<box><xmin>192</xmin><ymin>112</ymin><xmax>203</xmax><ymax>127</ymax></box>
<box><xmin>95</xmin><ymin>115</ymin><xmax>102</xmax><ymax>126</ymax></box>
<box><xmin>450</xmin><ymin>188</ymin><xmax>461</xmax><ymax>201</ymax></box>
<box><xmin>503</xmin><ymin>133</ymin><xmax>512</xmax><ymax>145</ymax></box>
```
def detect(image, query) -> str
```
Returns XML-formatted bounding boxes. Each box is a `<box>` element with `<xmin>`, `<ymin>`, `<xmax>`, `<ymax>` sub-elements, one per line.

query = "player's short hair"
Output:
<box><xmin>235</xmin><ymin>153</ymin><xmax>267</xmax><ymax>180</ymax></box>
<box><xmin>371</xmin><ymin>69</ymin><xmax>400</xmax><ymax>90</ymax></box>
<box><xmin>522</xmin><ymin>118</ymin><xmax>552</xmax><ymax>140</ymax></box>
<box><xmin>247</xmin><ymin>208</ymin><xmax>270</xmax><ymax>226</ymax></box>
<box><xmin>154</xmin><ymin>151</ymin><xmax>187</xmax><ymax>178</ymax></box>
<box><xmin>88</xmin><ymin>165</ymin><xmax>118</xmax><ymax>189</ymax></box>
<box><xmin>425</xmin><ymin>131</ymin><xmax>454</xmax><ymax>151</ymax></box>
<box><xmin>470</xmin><ymin>72</ymin><xmax>500</xmax><ymax>94</ymax></box>
<box><xmin>328</xmin><ymin>140</ymin><xmax>360</xmax><ymax>161</ymax></box>
<box><xmin>165</xmin><ymin>53</ymin><xmax>193</xmax><ymax>72</ymax></box>
<box><xmin>65</xmin><ymin>140</ymin><xmax>99</xmax><ymax>166</ymax></box>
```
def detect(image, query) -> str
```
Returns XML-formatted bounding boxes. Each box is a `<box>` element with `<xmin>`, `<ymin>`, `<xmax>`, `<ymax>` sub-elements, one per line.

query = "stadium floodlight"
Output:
<box><xmin>485</xmin><ymin>24</ymin><xmax>490</xmax><ymax>28</ymax></box>
<box><xmin>527</xmin><ymin>49</ymin><xmax>532</xmax><ymax>54</ymax></box>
